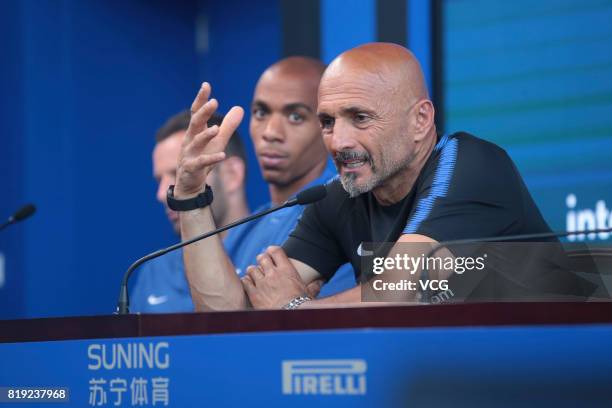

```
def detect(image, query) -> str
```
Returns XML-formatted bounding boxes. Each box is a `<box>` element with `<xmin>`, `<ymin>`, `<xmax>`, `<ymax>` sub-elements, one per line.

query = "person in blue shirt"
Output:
<box><xmin>132</xmin><ymin>57</ymin><xmax>355</xmax><ymax>313</ymax></box>
<box><xmin>224</xmin><ymin>57</ymin><xmax>355</xmax><ymax>298</ymax></box>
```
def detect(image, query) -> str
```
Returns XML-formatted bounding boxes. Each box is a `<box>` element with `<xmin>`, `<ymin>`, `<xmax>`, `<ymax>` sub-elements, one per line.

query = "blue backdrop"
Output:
<box><xmin>443</xmin><ymin>0</ymin><xmax>612</xmax><ymax>242</ymax></box>
<box><xmin>0</xmin><ymin>0</ymin><xmax>277</xmax><ymax>318</ymax></box>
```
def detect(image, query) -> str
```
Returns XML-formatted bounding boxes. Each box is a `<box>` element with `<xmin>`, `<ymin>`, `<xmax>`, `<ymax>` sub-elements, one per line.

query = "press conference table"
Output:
<box><xmin>1</xmin><ymin>302</ymin><xmax>611</xmax><ymax>407</ymax></box>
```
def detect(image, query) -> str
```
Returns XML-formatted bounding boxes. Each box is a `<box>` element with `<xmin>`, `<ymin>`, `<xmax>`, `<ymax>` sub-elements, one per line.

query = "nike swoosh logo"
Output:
<box><xmin>357</xmin><ymin>243</ymin><xmax>373</xmax><ymax>256</ymax></box>
<box><xmin>147</xmin><ymin>294</ymin><xmax>168</xmax><ymax>306</ymax></box>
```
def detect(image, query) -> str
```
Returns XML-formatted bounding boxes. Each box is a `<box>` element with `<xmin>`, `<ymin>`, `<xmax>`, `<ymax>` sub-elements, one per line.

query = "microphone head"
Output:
<box><xmin>13</xmin><ymin>204</ymin><xmax>36</xmax><ymax>222</ymax></box>
<box><xmin>296</xmin><ymin>185</ymin><xmax>327</xmax><ymax>205</ymax></box>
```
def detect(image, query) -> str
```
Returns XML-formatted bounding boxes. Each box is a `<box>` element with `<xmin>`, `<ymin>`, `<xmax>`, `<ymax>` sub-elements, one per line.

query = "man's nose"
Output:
<box><xmin>262</xmin><ymin>113</ymin><xmax>285</xmax><ymax>143</ymax></box>
<box><xmin>329</xmin><ymin>120</ymin><xmax>358</xmax><ymax>152</ymax></box>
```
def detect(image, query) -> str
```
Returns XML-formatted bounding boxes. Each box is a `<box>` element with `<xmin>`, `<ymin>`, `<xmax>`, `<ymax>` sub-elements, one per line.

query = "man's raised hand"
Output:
<box><xmin>175</xmin><ymin>82</ymin><xmax>244</xmax><ymax>198</ymax></box>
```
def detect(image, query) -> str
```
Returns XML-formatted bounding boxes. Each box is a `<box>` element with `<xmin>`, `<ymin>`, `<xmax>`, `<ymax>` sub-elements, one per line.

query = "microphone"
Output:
<box><xmin>0</xmin><ymin>204</ymin><xmax>36</xmax><ymax>232</ymax></box>
<box><xmin>116</xmin><ymin>184</ymin><xmax>327</xmax><ymax>314</ymax></box>
<box><xmin>419</xmin><ymin>227</ymin><xmax>612</xmax><ymax>302</ymax></box>
<box><xmin>426</xmin><ymin>227</ymin><xmax>612</xmax><ymax>258</ymax></box>
<box><xmin>287</xmin><ymin>184</ymin><xmax>327</xmax><ymax>206</ymax></box>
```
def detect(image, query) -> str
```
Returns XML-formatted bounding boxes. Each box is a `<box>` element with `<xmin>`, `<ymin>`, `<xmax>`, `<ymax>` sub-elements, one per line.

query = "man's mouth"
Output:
<box><xmin>259</xmin><ymin>150</ymin><xmax>289</xmax><ymax>168</ymax></box>
<box><xmin>335</xmin><ymin>151</ymin><xmax>371</xmax><ymax>171</ymax></box>
<box><xmin>342</xmin><ymin>158</ymin><xmax>367</xmax><ymax>169</ymax></box>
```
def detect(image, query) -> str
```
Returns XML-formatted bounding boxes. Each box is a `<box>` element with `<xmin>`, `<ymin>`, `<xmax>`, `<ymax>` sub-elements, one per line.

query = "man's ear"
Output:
<box><xmin>218</xmin><ymin>156</ymin><xmax>246</xmax><ymax>194</ymax></box>
<box><xmin>412</xmin><ymin>99</ymin><xmax>435</xmax><ymax>142</ymax></box>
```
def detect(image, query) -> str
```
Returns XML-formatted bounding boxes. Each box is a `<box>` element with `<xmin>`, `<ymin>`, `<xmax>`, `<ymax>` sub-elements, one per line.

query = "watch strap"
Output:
<box><xmin>167</xmin><ymin>185</ymin><xmax>214</xmax><ymax>211</ymax></box>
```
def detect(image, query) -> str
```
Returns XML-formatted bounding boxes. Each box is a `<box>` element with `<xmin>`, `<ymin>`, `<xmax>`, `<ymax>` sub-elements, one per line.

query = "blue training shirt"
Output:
<box><xmin>131</xmin><ymin>161</ymin><xmax>355</xmax><ymax>313</ymax></box>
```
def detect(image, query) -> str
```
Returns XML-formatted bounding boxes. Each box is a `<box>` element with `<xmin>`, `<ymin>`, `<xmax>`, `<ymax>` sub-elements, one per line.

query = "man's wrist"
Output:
<box><xmin>167</xmin><ymin>185</ymin><xmax>213</xmax><ymax>211</ymax></box>
<box><xmin>172</xmin><ymin>185</ymin><xmax>204</xmax><ymax>200</ymax></box>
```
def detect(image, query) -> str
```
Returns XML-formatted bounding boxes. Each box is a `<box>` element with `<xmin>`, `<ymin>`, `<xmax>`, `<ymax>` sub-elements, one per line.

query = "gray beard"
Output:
<box><xmin>338</xmin><ymin>151</ymin><xmax>414</xmax><ymax>198</ymax></box>
<box><xmin>340</xmin><ymin>171</ymin><xmax>379</xmax><ymax>198</ymax></box>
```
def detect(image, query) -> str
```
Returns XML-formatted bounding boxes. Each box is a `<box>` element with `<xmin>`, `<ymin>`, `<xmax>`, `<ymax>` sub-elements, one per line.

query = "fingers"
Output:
<box><xmin>181</xmin><ymin>152</ymin><xmax>226</xmax><ymax>174</ymax></box>
<box><xmin>187</xmin><ymin>125</ymin><xmax>219</xmax><ymax>154</ymax></box>
<box><xmin>214</xmin><ymin>106</ymin><xmax>244</xmax><ymax>149</ymax></box>
<box><xmin>265</xmin><ymin>246</ymin><xmax>291</xmax><ymax>268</ymax></box>
<box><xmin>195</xmin><ymin>152</ymin><xmax>226</xmax><ymax>169</ymax></box>
<box><xmin>190</xmin><ymin>82</ymin><xmax>211</xmax><ymax>117</ymax></box>
<box><xmin>256</xmin><ymin>252</ymin><xmax>276</xmax><ymax>270</ymax></box>
<box><xmin>177</xmin><ymin>82</ymin><xmax>243</xmax><ymax>197</ymax></box>
<box><xmin>187</xmin><ymin>83</ymin><xmax>212</xmax><ymax>138</ymax></box>
<box><xmin>246</xmin><ymin>265</ymin><xmax>264</xmax><ymax>283</ymax></box>
<box><xmin>188</xmin><ymin>98</ymin><xmax>219</xmax><ymax>139</ymax></box>
<box><xmin>241</xmin><ymin>274</ymin><xmax>255</xmax><ymax>294</ymax></box>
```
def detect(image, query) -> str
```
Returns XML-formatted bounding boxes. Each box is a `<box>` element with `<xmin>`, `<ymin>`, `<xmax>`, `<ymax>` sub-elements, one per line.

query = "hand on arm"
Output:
<box><xmin>241</xmin><ymin>246</ymin><xmax>363</xmax><ymax>309</ymax></box>
<box><xmin>241</xmin><ymin>246</ymin><xmax>319</xmax><ymax>309</ymax></box>
<box><xmin>242</xmin><ymin>235</ymin><xmax>445</xmax><ymax>309</ymax></box>
<box><xmin>176</xmin><ymin>82</ymin><xmax>247</xmax><ymax>311</ymax></box>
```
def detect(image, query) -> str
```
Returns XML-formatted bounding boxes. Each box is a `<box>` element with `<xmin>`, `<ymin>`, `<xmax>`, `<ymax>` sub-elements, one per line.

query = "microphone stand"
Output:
<box><xmin>116</xmin><ymin>182</ymin><xmax>327</xmax><ymax>315</ymax></box>
<box><xmin>117</xmin><ymin>200</ymin><xmax>298</xmax><ymax>315</ymax></box>
<box><xmin>425</xmin><ymin>227</ymin><xmax>612</xmax><ymax>259</ymax></box>
<box><xmin>419</xmin><ymin>227</ymin><xmax>612</xmax><ymax>302</ymax></box>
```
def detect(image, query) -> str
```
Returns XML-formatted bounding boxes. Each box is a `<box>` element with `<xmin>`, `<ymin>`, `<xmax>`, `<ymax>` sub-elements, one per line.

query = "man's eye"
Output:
<box><xmin>288</xmin><ymin>112</ymin><xmax>304</xmax><ymax>123</ymax></box>
<box><xmin>320</xmin><ymin>117</ymin><xmax>335</xmax><ymax>130</ymax></box>
<box><xmin>355</xmin><ymin>113</ymin><xmax>370</xmax><ymax>123</ymax></box>
<box><xmin>252</xmin><ymin>108</ymin><xmax>266</xmax><ymax>119</ymax></box>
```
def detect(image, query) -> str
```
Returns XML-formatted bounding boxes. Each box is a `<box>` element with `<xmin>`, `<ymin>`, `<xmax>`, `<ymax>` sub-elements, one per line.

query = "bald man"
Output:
<box><xmin>177</xmin><ymin>57</ymin><xmax>355</xmax><ymax>309</ymax></box>
<box><xmin>176</xmin><ymin>43</ymin><xmax>555</xmax><ymax>310</ymax></box>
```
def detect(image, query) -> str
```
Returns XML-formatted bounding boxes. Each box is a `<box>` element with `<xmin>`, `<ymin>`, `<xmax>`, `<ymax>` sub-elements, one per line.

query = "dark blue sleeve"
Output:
<box><xmin>403</xmin><ymin>134</ymin><xmax>541</xmax><ymax>242</ymax></box>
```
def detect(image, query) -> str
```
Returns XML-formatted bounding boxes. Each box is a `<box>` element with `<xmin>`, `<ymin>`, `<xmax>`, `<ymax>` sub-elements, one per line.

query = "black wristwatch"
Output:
<box><xmin>166</xmin><ymin>185</ymin><xmax>214</xmax><ymax>211</ymax></box>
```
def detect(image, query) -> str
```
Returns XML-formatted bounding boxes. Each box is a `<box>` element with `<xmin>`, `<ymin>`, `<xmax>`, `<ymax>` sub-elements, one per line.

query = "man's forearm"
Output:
<box><xmin>172</xmin><ymin>82</ymin><xmax>246</xmax><ymax>310</ymax></box>
<box><xmin>180</xmin><ymin>207</ymin><xmax>248</xmax><ymax>310</ymax></box>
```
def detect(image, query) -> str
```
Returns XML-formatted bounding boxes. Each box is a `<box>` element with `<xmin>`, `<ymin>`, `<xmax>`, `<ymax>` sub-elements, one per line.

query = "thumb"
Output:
<box><xmin>217</xmin><ymin>106</ymin><xmax>244</xmax><ymax>146</ymax></box>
